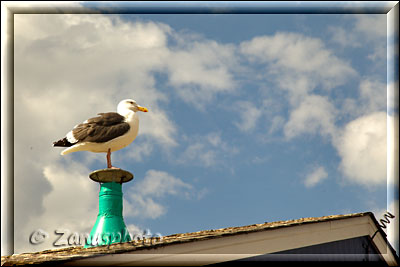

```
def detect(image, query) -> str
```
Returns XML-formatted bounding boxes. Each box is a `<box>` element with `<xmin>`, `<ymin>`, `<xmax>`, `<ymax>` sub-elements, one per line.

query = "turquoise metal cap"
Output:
<box><xmin>85</xmin><ymin>169</ymin><xmax>133</xmax><ymax>248</ymax></box>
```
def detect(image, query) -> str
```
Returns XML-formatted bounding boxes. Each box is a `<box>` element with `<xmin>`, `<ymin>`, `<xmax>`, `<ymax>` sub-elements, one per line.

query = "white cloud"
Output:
<box><xmin>15</xmin><ymin>161</ymin><xmax>98</xmax><ymax>254</ymax></box>
<box><xmin>284</xmin><ymin>94</ymin><xmax>337</xmax><ymax>140</ymax></box>
<box><xmin>329</xmin><ymin>15</ymin><xmax>386</xmax><ymax>62</ymax></box>
<box><xmin>329</xmin><ymin>26</ymin><xmax>362</xmax><ymax>48</ymax></box>
<box><xmin>340</xmin><ymin>78</ymin><xmax>386</xmax><ymax>121</ymax></box>
<box><xmin>359</xmin><ymin>79</ymin><xmax>387</xmax><ymax>113</ymax></box>
<box><xmin>241</xmin><ymin>33</ymin><xmax>336</xmax><ymax>74</ymax></box>
<box><xmin>304</xmin><ymin>166</ymin><xmax>328</xmax><ymax>188</ymax></box>
<box><xmin>139</xmin><ymin>107</ymin><xmax>178</xmax><ymax>147</ymax></box>
<box><xmin>127</xmin><ymin>195</ymin><xmax>166</xmax><ymax>219</ymax></box>
<box><xmin>14</xmin><ymin>13</ymin><xmax>240</xmax><ymax>152</ymax></box>
<box><xmin>11</xmin><ymin>11</ymin><xmax>392</xmax><ymax>255</ymax></box>
<box><xmin>334</xmin><ymin>112</ymin><xmax>387</xmax><ymax>187</ymax></box>
<box><xmin>126</xmin><ymin>224</ymin><xmax>145</xmax><ymax>236</ymax></box>
<box><xmin>268</xmin><ymin>115</ymin><xmax>286</xmax><ymax>135</ymax></box>
<box><xmin>13</xmin><ymin>13</ymin><xmax>234</xmax><ymax>253</ymax></box>
<box><xmin>125</xmin><ymin>170</ymin><xmax>193</xmax><ymax>219</ymax></box>
<box><xmin>354</xmin><ymin>15</ymin><xmax>387</xmax><ymax>39</ymax></box>
<box><xmin>165</xmin><ymin>40</ymin><xmax>238</xmax><ymax>109</ymax></box>
<box><xmin>280</xmin><ymin>76</ymin><xmax>389</xmax><ymax>189</ymax></box>
<box><xmin>178</xmin><ymin>132</ymin><xmax>239</xmax><ymax>167</ymax></box>
<box><xmin>15</xmin><ymin>14</ymin><xmax>177</xmax><ymax>148</ymax></box>
<box><xmin>233</xmin><ymin>101</ymin><xmax>262</xmax><ymax>133</ymax></box>
<box><xmin>181</xmin><ymin>143</ymin><xmax>214</xmax><ymax>166</ymax></box>
<box><xmin>239</xmin><ymin>30</ymin><xmax>383</xmax><ymax>194</ymax></box>
<box><xmin>137</xmin><ymin>170</ymin><xmax>193</xmax><ymax>197</ymax></box>
<box><xmin>240</xmin><ymin>32</ymin><xmax>356</xmax><ymax>104</ymax></box>
<box><xmin>120</xmin><ymin>138</ymin><xmax>154</xmax><ymax>163</ymax></box>
<box><xmin>14</xmin><ymin>14</ymin><xmax>179</xmax><ymax>252</ymax></box>
<box><xmin>240</xmin><ymin>31</ymin><xmax>358</xmax><ymax>157</ymax></box>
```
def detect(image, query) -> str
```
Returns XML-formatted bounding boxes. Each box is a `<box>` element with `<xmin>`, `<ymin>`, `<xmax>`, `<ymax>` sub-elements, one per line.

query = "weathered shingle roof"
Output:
<box><xmin>0</xmin><ymin>212</ymin><xmax>387</xmax><ymax>266</ymax></box>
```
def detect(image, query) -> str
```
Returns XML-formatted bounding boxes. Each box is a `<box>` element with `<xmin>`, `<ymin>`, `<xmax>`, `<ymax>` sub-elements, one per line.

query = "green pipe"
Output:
<box><xmin>85</xmin><ymin>182</ymin><xmax>131</xmax><ymax>247</ymax></box>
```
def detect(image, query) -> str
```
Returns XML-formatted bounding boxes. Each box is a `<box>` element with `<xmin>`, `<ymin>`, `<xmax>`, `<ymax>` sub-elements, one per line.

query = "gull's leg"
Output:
<box><xmin>107</xmin><ymin>148</ymin><xmax>112</xmax><ymax>168</ymax></box>
<box><xmin>107</xmin><ymin>148</ymin><xmax>120</xmax><ymax>169</ymax></box>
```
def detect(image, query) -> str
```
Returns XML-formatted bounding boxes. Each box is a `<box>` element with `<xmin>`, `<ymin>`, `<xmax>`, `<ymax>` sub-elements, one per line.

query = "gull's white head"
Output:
<box><xmin>117</xmin><ymin>99</ymin><xmax>148</xmax><ymax>116</ymax></box>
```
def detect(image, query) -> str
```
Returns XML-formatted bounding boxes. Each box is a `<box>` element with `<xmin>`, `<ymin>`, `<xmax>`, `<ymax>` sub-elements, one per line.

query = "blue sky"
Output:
<box><xmin>11</xmin><ymin>2</ymin><xmax>398</xmax><ymax>255</ymax></box>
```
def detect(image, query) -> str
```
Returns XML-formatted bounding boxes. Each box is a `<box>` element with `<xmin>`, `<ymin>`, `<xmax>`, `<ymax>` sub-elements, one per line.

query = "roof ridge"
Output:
<box><xmin>1</xmin><ymin>212</ymin><xmax>374</xmax><ymax>266</ymax></box>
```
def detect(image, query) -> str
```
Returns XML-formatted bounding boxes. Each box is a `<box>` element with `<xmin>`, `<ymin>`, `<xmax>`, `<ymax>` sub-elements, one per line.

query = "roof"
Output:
<box><xmin>1</xmin><ymin>212</ymin><xmax>398</xmax><ymax>266</ymax></box>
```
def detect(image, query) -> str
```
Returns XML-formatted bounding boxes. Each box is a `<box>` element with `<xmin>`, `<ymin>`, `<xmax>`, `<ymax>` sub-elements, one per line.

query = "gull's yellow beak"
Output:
<box><xmin>137</xmin><ymin>106</ymin><xmax>148</xmax><ymax>112</ymax></box>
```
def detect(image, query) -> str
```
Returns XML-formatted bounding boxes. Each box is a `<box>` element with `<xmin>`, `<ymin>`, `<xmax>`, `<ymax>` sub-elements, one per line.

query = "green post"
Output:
<box><xmin>85</xmin><ymin>169</ymin><xmax>133</xmax><ymax>248</ymax></box>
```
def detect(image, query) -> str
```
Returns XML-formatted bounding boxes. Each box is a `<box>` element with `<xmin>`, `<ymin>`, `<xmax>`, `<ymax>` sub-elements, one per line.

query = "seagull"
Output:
<box><xmin>53</xmin><ymin>99</ymin><xmax>148</xmax><ymax>169</ymax></box>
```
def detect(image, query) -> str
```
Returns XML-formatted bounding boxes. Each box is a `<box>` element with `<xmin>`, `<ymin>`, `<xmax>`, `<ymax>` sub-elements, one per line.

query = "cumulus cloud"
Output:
<box><xmin>354</xmin><ymin>15</ymin><xmax>387</xmax><ymax>39</ymax></box>
<box><xmin>239</xmin><ymin>31</ymin><xmax>357</xmax><ymax>145</ymax></box>
<box><xmin>240</xmin><ymin>32</ymin><xmax>357</xmax><ymax>104</ymax></box>
<box><xmin>164</xmin><ymin>40</ymin><xmax>238</xmax><ymax>109</ymax></box>
<box><xmin>15</xmin><ymin>161</ymin><xmax>98</xmax><ymax>254</ymax></box>
<box><xmin>12</xmin><ymin>11</ymin><xmax>391</xmax><ymax>255</ymax></box>
<box><xmin>14</xmin><ymin>13</ymin><xmax>235</xmax><ymax>253</ymax></box>
<box><xmin>340</xmin><ymin>78</ymin><xmax>386</xmax><ymax>126</ymax></box>
<box><xmin>242</xmin><ymin>31</ymin><xmax>389</xmax><ymax>189</ymax></box>
<box><xmin>233</xmin><ymin>101</ymin><xmax>263</xmax><ymax>133</ymax></box>
<box><xmin>359</xmin><ymin>79</ymin><xmax>387</xmax><ymax>113</ymax></box>
<box><xmin>241</xmin><ymin>32</ymin><xmax>347</xmax><ymax>76</ymax></box>
<box><xmin>304</xmin><ymin>166</ymin><xmax>328</xmax><ymax>188</ymax></box>
<box><xmin>14</xmin><ymin>14</ymin><xmax>176</xmax><ymax>251</ymax></box>
<box><xmin>15</xmin><ymin>14</ymin><xmax>177</xmax><ymax>148</ymax></box>
<box><xmin>329</xmin><ymin>26</ymin><xmax>362</xmax><ymax>48</ymax></box>
<box><xmin>15</xmin><ymin>13</ymin><xmax>238</xmax><ymax>151</ymax></box>
<box><xmin>120</xmin><ymin>138</ymin><xmax>154</xmax><ymax>163</ymax></box>
<box><xmin>238</xmin><ymin>31</ymin><xmax>387</xmax><ymax>191</ymax></box>
<box><xmin>284</xmin><ymin>94</ymin><xmax>337</xmax><ymax>140</ymax></box>
<box><xmin>178</xmin><ymin>132</ymin><xmax>239</xmax><ymax>168</ymax></box>
<box><xmin>334</xmin><ymin>75</ymin><xmax>389</xmax><ymax>189</ymax></box>
<box><xmin>267</xmin><ymin>115</ymin><xmax>286</xmax><ymax>135</ymax></box>
<box><xmin>125</xmin><ymin>170</ymin><xmax>193</xmax><ymax>219</ymax></box>
<box><xmin>329</xmin><ymin>15</ymin><xmax>386</xmax><ymax>62</ymax></box>
<box><xmin>334</xmin><ymin>112</ymin><xmax>387</xmax><ymax>187</ymax></box>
